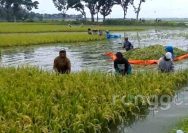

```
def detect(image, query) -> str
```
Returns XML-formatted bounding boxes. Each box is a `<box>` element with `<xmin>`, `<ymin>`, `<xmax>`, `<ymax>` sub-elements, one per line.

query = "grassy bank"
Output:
<box><xmin>103</xmin><ymin>20</ymin><xmax>187</xmax><ymax>27</ymax></box>
<box><xmin>124</xmin><ymin>45</ymin><xmax>187</xmax><ymax>60</ymax></box>
<box><xmin>0</xmin><ymin>67</ymin><xmax>188</xmax><ymax>132</ymax></box>
<box><xmin>0</xmin><ymin>33</ymin><xmax>105</xmax><ymax>47</ymax></box>
<box><xmin>21</xmin><ymin>20</ymin><xmax>187</xmax><ymax>28</ymax></box>
<box><xmin>170</xmin><ymin>119</ymin><xmax>188</xmax><ymax>133</ymax></box>
<box><xmin>0</xmin><ymin>23</ymin><xmax>145</xmax><ymax>33</ymax></box>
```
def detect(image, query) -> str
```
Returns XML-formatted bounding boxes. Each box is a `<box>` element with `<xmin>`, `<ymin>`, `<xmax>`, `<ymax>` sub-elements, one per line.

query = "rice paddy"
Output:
<box><xmin>124</xmin><ymin>45</ymin><xmax>187</xmax><ymax>60</ymax></box>
<box><xmin>0</xmin><ymin>22</ymin><xmax>188</xmax><ymax>132</ymax></box>
<box><xmin>0</xmin><ymin>23</ymin><xmax>145</xmax><ymax>33</ymax></box>
<box><xmin>0</xmin><ymin>33</ymin><xmax>105</xmax><ymax>47</ymax></box>
<box><xmin>0</xmin><ymin>67</ymin><xmax>188</xmax><ymax>132</ymax></box>
<box><xmin>0</xmin><ymin>22</ymin><xmax>146</xmax><ymax>47</ymax></box>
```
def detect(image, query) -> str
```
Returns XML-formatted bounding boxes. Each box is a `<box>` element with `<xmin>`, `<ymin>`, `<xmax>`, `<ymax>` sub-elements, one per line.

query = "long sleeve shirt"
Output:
<box><xmin>123</xmin><ymin>41</ymin><xmax>133</xmax><ymax>51</ymax></box>
<box><xmin>114</xmin><ymin>58</ymin><xmax>130</xmax><ymax>75</ymax></box>
<box><xmin>158</xmin><ymin>57</ymin><xmax>174</xmax><ymax>72</ymax></box>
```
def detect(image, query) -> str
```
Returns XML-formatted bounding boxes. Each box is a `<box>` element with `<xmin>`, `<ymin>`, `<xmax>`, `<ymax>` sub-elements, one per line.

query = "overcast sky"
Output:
<box><xmin>33</xmin><ymin>0</ymin><xmax>188</xmax><ymax>18</ymax></box>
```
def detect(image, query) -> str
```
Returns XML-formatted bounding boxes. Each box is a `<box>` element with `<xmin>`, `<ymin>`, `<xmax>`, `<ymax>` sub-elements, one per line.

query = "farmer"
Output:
<box><xmin>88</xmin><ymin>28</ymin><xmax>92</xmax><ymax>35</ymax></box>
<box><xmin>165</xmin><ymin>45</ymin><xmax>174</xmax><ymax>60</ymax></box>
<box><xmin>53</xmin><ymin>50</ymin><xmax>71</xmax><ymax>74</ymax></box>
<box><xmin>98</xmin><ymin>30</ymin><xmax>103</xmax><ymax>36</ymax></box>
<box><xmin>158</xmin><ymin>52</ymin><xmax>174</xmax><ymax>73</ymax></box>
<box><xmin>114</xmin><ymin>52</ymin><xmax>132</xmax><ymax>75</ymax></box>
<box><xmin>106</xmin><ymin>30</ymin><xmax>111</xmax><ymax>39</ymax></box>
<box><xmin>123</xmin><ymin>37</ymin><xmax>134</xmax><ymax>51</ymax></box>
<box><xmin>106</xmin><ymin>30</ymin><xmax>110</xmax><ymax>35</ymax></box>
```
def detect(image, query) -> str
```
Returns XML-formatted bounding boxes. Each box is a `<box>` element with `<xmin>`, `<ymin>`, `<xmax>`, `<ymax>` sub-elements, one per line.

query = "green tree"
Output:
<box><xmin>83</xmin><ymin>0</ymin><xmax>98</xmax><ymax>22</ymax></box>
<box><xmin>52</xmin><ymin>0</ymin><xmax>68</xmax><ymax>14</ymax></box>
<box><xmin>115</xmin><ymin>0</ymin><xmax>131</xmax><ymax>19</ymax></box>
<box><xmin>98</xmin><ymin>0</ymin><xmax>114</xmax><ymax>21</ymax></box>
<box><xmin>0</xmin><ymin>5</ymin><xmax>7</xmax><ymax>20</ymax></box>
<box><xmin>0</xmin><ymin>0</ymin><xmax>39</xmax><ymax>21</ymax></box>
<box><xmin>67</xmin><ymin>0</ymin><xmax>86</xmax><ymax>20</ymax></box>
<box><xmin>130</xmin><ymin>0</ymin><xmax>146</xmax><ymax>20</ymax></box>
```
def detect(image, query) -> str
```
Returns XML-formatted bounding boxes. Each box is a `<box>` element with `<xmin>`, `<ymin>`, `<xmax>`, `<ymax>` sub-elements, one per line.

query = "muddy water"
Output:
<box><xmin>0</xmin><ymin>28</ymin><xmax>188</xmax><ymax>72</ymax></box>
<box><xmin>115</xmin><ymin>87</ymin><xmax>188</xmax><ymax>133</ymax></box>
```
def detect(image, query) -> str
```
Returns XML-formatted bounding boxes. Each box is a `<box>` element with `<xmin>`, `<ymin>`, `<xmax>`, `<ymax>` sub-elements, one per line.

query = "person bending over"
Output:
<box><xmin>165</xmin><ymin>45</ymin><xmax>174</xmax><ymax>60</ymax></box>
<box><xmin>54</xmin><ymin>50</ymin><xmax>71</xmax><ymax>74</ymax></box>
<box><xmin>123</xmin><ymin>37</ymin><xmax>134</xmax><ymax>51</ymax></box>
<box><xmin>114</xmin><ymin>52</ymin><xmax>132</xmax><ymax>75</ymax></box>
<box><xmin>158</xmin><ymin>52</ymin><xmax>174</xmax><ymax>73</ymax></box>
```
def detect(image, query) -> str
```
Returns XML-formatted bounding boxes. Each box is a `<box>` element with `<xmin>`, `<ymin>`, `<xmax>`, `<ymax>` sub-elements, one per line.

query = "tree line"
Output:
<box><xmin>0</xmin><ymin>0</ymin><xmax>39</xmax><ymax>21</ymax></box>
<box><xmin>0</xmin><ymin>0</ymin><xmax>146</xmax><ymax>22</ymax></box>
<box><xmin>52</xmin><ymin>0</ymin><xmax>146</xmax><ymax>21</ymax></box>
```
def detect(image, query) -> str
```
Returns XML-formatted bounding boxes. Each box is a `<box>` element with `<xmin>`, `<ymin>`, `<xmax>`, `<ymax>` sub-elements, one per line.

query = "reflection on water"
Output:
<box><xmin>116</xmin><ymin>87</ymin><xmax>188</xmax><ymax>133</ymax></box>
<box><xmin>0</xmin><ymin>28</ymin><xmax>188</xmax><ymax>72</ymax></box>
<box><xmin>111</xmin><ymin>106</ymin><xmax>150</xmax><ymax>133</ymax></box>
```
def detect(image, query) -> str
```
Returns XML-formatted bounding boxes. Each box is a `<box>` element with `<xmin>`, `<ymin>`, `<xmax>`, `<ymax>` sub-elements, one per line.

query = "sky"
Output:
<box><xmin>32</xmin><ymin>0</ymin><xmax>188</xmax><ymax>18</ymax></box>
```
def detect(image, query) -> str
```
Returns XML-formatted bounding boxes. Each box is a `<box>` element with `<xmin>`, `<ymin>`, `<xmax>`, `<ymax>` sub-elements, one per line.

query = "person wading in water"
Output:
<box><xmin>114</xmin><ymin>52</ymin><xmax>132</xmax><ymax>75</ymax></box>
<box><xmin>53</xmin><ymin>50</ymin><xmax>71</xmax><ymax>74</ymax></box>
<box><xmin>123</xmin><ymin>37</ymin><xmax>134</xmax><ymax>51</ymax></box>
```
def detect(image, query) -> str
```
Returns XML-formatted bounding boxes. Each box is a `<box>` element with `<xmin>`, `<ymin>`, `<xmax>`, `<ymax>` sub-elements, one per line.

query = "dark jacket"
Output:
<box><xmin>123</xmin><ymin>41</ymin><xmax>133</xmax><ymax>51</ymax></box>
<box><xmin>114</xmin><ymin>58</ymin><xmax>130</xmax><ymax>75</ymax></box>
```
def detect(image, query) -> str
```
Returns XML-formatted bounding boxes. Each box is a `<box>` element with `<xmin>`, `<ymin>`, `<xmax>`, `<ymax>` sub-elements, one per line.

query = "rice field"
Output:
<box><xmin>0</xmin><ymin>22</ymin><xmax>145</xmax><ymax>47</ymax></box>
<box><xmin>0</xmin><ymin>33</ymin><xmax>105</xmax><ymax>47</ymax></box>
<box><xmin>124</xmin><ymin>45</ymin><xmax>187</xmax><ymax>60</ymax></box>
<box><xmin>0</xmin><ymin>23</ymin><xmax>145</xmax><ymax>33</ymax></box>
<box><xmin>1</xmin><ymin>22</ymin><xmax>188</xmax><ymax>132</ymax></box>
<box><xmin>0</xmin><ymin>67</ymin><xmax>188</xmax><ymax>132</ymax></box>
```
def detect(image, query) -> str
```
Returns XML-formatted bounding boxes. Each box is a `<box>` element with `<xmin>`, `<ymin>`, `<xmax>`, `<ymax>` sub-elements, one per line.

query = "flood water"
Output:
<box><xmin>115</xmin><ymin>86</ymin><xmax>188</xmax><ymax>133</ymax></box>
<box><xmin>0</xmin><ymin>28</ymin><xmax>188</xmax><ymax>133</ymax></box>
<box><xmin>0</xmin><ymin>27</ymin><xmax>188</xmax><ymax>72</ymax></box>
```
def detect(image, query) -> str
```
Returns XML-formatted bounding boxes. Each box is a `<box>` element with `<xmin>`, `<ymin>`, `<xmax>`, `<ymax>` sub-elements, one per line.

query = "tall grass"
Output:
<box><xmin>0</xmin><ymin>22</ymin><xmax>145</xmax><ymax>33</ymax></box>
<box><xmin>0</xmin><ymin>33</ymin><xmax>105</xmax><ymax>47</ymax></box>
<box><xmin>0</xmin><ymin>67</ymin><xmax>188</xmax><ymax>132</ymax></box>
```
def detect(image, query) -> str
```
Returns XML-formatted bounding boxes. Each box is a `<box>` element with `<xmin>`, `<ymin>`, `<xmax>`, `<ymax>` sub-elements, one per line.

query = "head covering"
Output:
<box><xmin>125</xmin><ymin>37</ymin><xmax>128</xmax><ymax>40</ymax></box>
<box><xmin>59</xmin><ymin>50</ymin><xmax>66</xmax><ymax>54</ymax></box>
<box><xmin>165</xmin><ymin>45</ymin><xmax>174</xmax><ymax>54</ymax></box>
<box><xmin>116</xmin><ymin>52</ymin><xmax>123</xmax><ymax>59</ymax></box>
<box><xmin>165</xmin><ymin>52</ymin><xmax>172</xmax><ymax>60</ymax></box>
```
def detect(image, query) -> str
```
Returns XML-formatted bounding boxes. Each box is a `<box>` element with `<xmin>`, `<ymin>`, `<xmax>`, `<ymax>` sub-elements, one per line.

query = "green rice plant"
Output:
<box><xmin>170</xmin><ymin>119</ymin><xmax>188</xmax><ymax>133</ymax></box>
<box><xmin>0</xmin><ymin>67</ymin><xmax>188</xmax><ymax>132</ymax></box>
<box><xmin>103</xmin><ymin>20</ymin><xmax>187</xmax><ymax>27</ymax></box>
<box><xmin>0</xmin><ymin>22</ymin><xmax>145</xmax><ymax>33</ymax></box>
<box><xmin>0</xmin><ymin>33</ymin><xmax>105</xmax><ymax>47</ymax></box>
<box><xmin>124</xmin><ymin>45</ymin><xmax>187</xmax><ymax>60</ymax></box>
